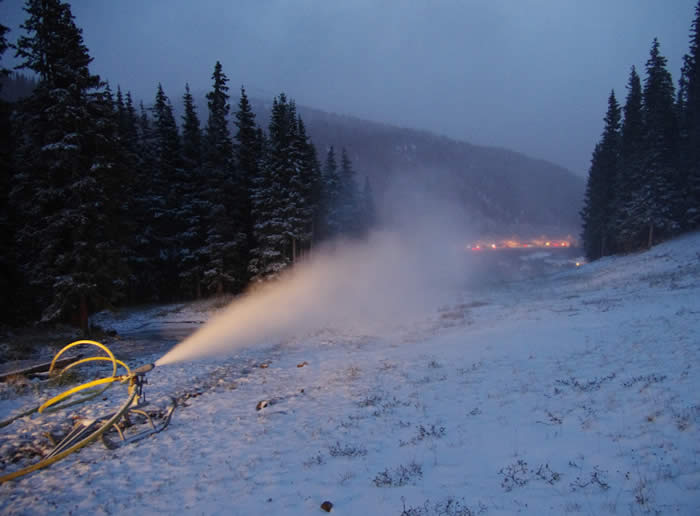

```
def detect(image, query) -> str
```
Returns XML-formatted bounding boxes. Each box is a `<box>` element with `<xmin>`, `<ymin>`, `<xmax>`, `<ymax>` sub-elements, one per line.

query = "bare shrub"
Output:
<box><xmin>373</xmin><ymin>461</ymin><xmax>423</xmax><ymax>487</ymax></box>
<box><xmin>400</xmin><ymin>424</ymin><xmax>446</xmax><ymax>447</ymax></box>
<box><xmin>328</xmin><ymin>441</ymin><xmax>368</xmax><ymax>458</ymax></box>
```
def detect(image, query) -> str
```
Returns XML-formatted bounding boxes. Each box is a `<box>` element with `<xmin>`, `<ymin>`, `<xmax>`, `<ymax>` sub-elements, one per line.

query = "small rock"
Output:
<box><xmin>320</xmin><ymin>501</ymin><xmax>333</xmax><ymax>512</ymax></box>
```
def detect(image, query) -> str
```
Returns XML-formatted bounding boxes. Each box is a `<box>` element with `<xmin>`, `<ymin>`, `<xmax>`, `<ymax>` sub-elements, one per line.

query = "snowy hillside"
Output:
<box><xmin>1</xmin><ymin>233</ymin><xmax>699</xmax><ymax>515</ymax></box>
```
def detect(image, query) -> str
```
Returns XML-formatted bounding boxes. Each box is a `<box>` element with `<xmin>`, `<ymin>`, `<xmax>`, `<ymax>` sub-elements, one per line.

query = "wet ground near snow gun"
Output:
<box><xmin>0</xmin><ymin>341</ymin><xmax>174</xmax><ymax>483</ymax></box>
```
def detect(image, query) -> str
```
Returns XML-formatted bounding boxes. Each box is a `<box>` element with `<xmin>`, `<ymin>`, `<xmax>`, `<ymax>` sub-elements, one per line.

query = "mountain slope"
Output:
<box><xmin>252</xmin><ymin>99</ymin><xmax>585</xmax><ymax>236</ymax></box>
<box><xmin>1</xmin><ymin>231</ymin><xmax>698</xmax><ymax>513</ymax></box>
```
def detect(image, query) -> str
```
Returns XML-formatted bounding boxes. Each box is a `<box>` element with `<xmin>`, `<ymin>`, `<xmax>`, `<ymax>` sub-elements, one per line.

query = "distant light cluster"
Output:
<box><xmin>467</xmin><ymin>238</ymin><xmax>576</xmax><ymax>251</ymax></box>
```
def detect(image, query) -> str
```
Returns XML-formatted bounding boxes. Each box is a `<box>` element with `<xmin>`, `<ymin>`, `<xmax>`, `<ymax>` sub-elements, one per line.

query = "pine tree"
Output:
<box><xmin>322</xmin><ymin>146</ymin><xmax>341</xmax><ymax>239</ymax></box>
<box><xmin>83</xmin><ymin>83</ymin><xmax>131</xmax><ymax>312</ymax></box>
<box><xmin>11</xmin><ymin>0</ymin><xmax>123</xmax><ymax>331</ymax></box>
<box><xmin>680</xmin><ymin>1</ymin><xmax>700</xmax><ymax>227</ymax></box>
<box><xmin>614</xmin><ymin>67</ymin><xmax>646</xmax><ymax>250</ymax></box>
<box><xmin>182</xmin><ymin>84</ymin><xmax>202</xmax><ymax>170</ymax></box>
<box><xmin>0</xmin><ymin>13</ymin><xmax>10</xmax><ymax>80</ymax></box>
<box><xmin>115</xmin><ymin>86</ymin><xmax>126</xmax><ymax>136</ymax></box>
<box><xmin>234</xmin><ymin>86</ymin><xmax>259</xmax><ymax>262</ymax></box>
<box><xmin>147</xmin><ymin>83</ymin><xmax>183</xmax><ymax>299</ymax></box>
<box><xmin>288</xmin><ymin>116</ymin><xmax>321</xmax><ymax>258</ymax></box>
<box><xmin>248</xmin><ymin>93</ymin><xmax>296</xmax><ymax>280</ymax></box>
<box><xmin>201</xmin><ymin>61</ymin><xmax>245</xmax><ymax>293</ymax></box>
<box><xmin>122</xmin><ymin>92</ymin><xmax>139</xmax><ymax>150</ymax></box>
<box><xmin>638</xmin><ymin>38</ymin><xmax>679</xmax><ymax>246</ymax></box>
<box><xmin>297</xmin><ymin>118</ymin><xmax>323</xmax><ymax>248</ymax></box>
<box><xmin>0</xmin><ymin>12</ymin><xmax>18</xmax><ymax>324</ymax></box>
<box><xmin>580</xmin><ymin>91</ymin><xmax>621</xmax><ymax>260</ymax></box>
<box><xmin>179</xmin><ymin>83</ymin><xmax>205</xmax><ymax>298</ymax></box>
<box><xmin>338</xmin><ymin>147</ymin><xmax>361</xmax><ymax>236</ymax></box>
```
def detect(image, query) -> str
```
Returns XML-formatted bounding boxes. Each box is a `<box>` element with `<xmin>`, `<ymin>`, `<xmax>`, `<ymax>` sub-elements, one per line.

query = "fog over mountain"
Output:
<box><xmin>251</xmin><ymin>97</ymin><xmax>585</xmax><ymax>238</ymax></box>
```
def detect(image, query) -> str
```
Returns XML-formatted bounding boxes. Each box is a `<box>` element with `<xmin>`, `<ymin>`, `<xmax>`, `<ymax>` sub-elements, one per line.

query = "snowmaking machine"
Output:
<box><xmin>0</xmin><ymin>340</ymin><xmax>175</xmax><ymax>483</ymax></box>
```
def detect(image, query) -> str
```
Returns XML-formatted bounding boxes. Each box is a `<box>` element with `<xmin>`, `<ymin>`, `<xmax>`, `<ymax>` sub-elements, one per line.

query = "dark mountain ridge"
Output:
<box><xmin>251</xmin><ymin>98</ymin><xmax>584</xmax><ymax>239</ymax></box>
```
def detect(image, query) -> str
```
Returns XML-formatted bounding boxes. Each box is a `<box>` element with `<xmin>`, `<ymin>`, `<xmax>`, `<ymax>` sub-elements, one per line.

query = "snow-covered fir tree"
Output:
<box><xmin>679</xmin><ymin>1</ymin><xmax>700</xmax><ymax>227</ymax></box>
<box><xmin>11</xmin><ymin>0</ymin><xmax>125</xmax><ymax>331</ymax></box>
<box><xmin>581</xmin><ymin>90</ymin><xmax>621</xmax><ymax>260</ymax></box>
<box><xmin>321</xmin><ymin>146</ymin><xmax>341</xmax><ymax>239</ymax></box>
<box><xmin>201</xmin><ymin>61</ymin><xmax>246</xmax><ymax>294</ymax></box>
<box><xmin>248</xmin><ymin>94</ymin><xmax>296</xmax><ymax>281</ymax></box>
<box><xmin>637</xmin><ymin>38</ymin><xmax>679</xmax><ymax>247</ymax></box>
<box><xmin>613</xmin><ymin>66</ymin><xmax>646</xmax><ymax>250</ymax></box>
<box><xmin>0</xmin><ymin>13</ymin><xmax>18</xmax><ymax>324</ymax></box>
<box><xmin>338</xmin><ymin>147</ymin><xmax>361</xmax><ymax>236</ymax></box>
<box><xmin>234</xmin><ymin>86</ymin><xmax>260</xmax><ymax>261</ymax></box>
<box><xmin>178</xmin><ymin>83</ymin><xmax>206</xmax><ymax>298</ymax></box>
<box><xmin>289</xmin><ymin>116</ymin><xmax>321</xmax><ymax>257</ymax></box>
<box><xmin>148</xmin><ymin>83</ymin><xmax>185</xmax><ymax>299</ymax></box>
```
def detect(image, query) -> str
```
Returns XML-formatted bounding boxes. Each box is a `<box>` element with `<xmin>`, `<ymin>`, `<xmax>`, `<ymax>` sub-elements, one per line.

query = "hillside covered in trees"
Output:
<box><xmin>0</xmin><ymin>0</ymin><xmax>584</xmax><ymax>332</ymax></box>
<box><xmin>581</xmin><ymin>2</ymin><xmax>700</xmax><ymax>260</ymax></box>
<box><xmin>0</xmin><ymin>0</ymin><xmax>377</xmax><ymax>331</ymax></box>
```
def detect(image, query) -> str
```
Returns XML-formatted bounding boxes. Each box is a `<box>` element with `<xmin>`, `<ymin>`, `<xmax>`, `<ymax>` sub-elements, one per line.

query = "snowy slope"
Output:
<box><xmin>1</xmin><ymin>233</ymin><xmax>699</xmax><ymax>515</ymax></box>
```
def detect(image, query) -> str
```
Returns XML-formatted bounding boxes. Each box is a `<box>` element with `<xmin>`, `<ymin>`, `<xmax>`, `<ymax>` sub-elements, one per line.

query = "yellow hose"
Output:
<box><xmin>38</xmin><ymin>376</ymin><xmax>122</xmax><ymax>413</ymax></box>
<box><xmin>49</xmin><ymin>340</ymin><xmax>118</xmax><ymax>377</ymax></box>
<box><xmin>0</xmin><ymin>389</ymin><xmax>138</xmax><ymax>483</ymax></box>
<box><xmin>0</xmin><ymin>339</ymin><xmax>151</xmax><ymax>483</ymax></box>
<box><xmin>37</xmin><ymin>340</ymin><xmax>131</xmax><ymax>413</ymax></box>
<box><xmin>59</xmin><ymin>356</ymin><xmax>131</xmax><ymax>377</ymax></box>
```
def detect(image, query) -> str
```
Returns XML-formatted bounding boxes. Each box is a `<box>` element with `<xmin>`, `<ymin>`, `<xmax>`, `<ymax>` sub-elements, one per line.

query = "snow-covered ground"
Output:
<box><xmin>1</xmin><ymin>233</ymin><xmax>699</xmax><ymax>515</ymax></box>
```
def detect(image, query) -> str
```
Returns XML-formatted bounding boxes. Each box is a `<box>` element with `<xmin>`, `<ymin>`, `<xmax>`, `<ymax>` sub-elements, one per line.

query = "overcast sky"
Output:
<box><xmin>1</xmin><ymin>0</ymin><xmax>696</xmax><ymax>176</ymax></box>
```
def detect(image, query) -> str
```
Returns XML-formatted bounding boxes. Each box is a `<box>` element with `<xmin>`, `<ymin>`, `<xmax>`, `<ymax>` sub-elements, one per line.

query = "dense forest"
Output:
<box><xmin>0</xmin><ymin>0</ymin><xmax>376</xmax><ymax>331</ymax></box>
<box><xmin>581</xmin><ymin>1</ymin><xmax>700</xmax><ymax>260</ymax></box>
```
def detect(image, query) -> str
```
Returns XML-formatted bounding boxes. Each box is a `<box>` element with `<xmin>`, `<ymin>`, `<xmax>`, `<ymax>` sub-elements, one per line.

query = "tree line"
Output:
<box><xmin>581</xmin><ymin>1</ymin><xmax>700</xmax><ymax>261</ymax></box>
<box><xmin>0</xmin><ymin>0</ymin><xmax>376</xmax><ymax>331</ymax></box>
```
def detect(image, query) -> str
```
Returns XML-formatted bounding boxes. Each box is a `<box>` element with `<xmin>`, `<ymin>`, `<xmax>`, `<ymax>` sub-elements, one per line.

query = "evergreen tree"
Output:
<box><xmin>0</xmin><ymin>10</ymin><xmax>9</xmax><ymax>80</ymax></box>
<box><xmin>297</xmin><ymin>118</ymin><xmax>323</xmax><ymax>248</ymax></box>
<box><xmin>338</xmin><ymin>147</ymin><xmax>361</xmax><ymax>236</ymax></box>
<box><xmin>115</xmin><ymin>86</ymin><xmax>126</xmax><ymax>136</ymax></box>
<box><xmin>288</xmin><ymin>116</ymin><xmax>321</xmax><ymax>257</ymax></box>
<box><xmin>234</xmin><ymin>86</ymin><xmax>259</xmax><ymax>264</ymax></box>
<box><xmin>152</xmin><ymin>83</ymin><xmax>181</xmax><ymax>174</ymax></box>
<box><xmin>322</xmin><ymin>146</ymin><xmax>341</xmax><ymax>239</ymax></box>
<box><xmin>182</xmin><ymin>84</ymin><xmax>202</xmax><ymax>170</ymax></box>
<box><xmin>581</xmin><ymin>90</ymin><xmax>621</xmax><ymax>260</ymax></box>
<box><xmin>122</xmin><ymin>92</ymin><xmax>139</xmax><ymax>150</ymax></box>
<box><xmin>179</xmin><ymin>83</ymin><xmax>205</xmax><ymax>298</ymax></box>
<box><xmin>148</xmin><ymin>83</ymin><xmax>183</xmax><ymax>299</ymax></box>
<box><xmin>681</xmin><ymin>1</ymin><xmax>700</xmax><ymax>227</ymax></box>
<box><xmin>11</xmin><ymin>0</ymin><xmax>124</xmax><ymax>331</ymax></box>
<box><xmin>201</xmin><ymin>61</ymin><xmax>245</xmax><ymax>293</ymax></box>
<box><xmin>638</xmin><ymin>38</ymin><xmax>679</xmax><ymax>246</ymax></box>
<box><xmin>614</xmin><ymin>66</ymin><xmax>646</xmax><ymax>249</ymax></box>
<box><xmin>248</xmin><ymin>93</ymin><xmax>296</xmax><ymax>280</ymax></box>
<box><xmin>109</xmin><ymin>87</ymin><xmax>141</xmax><ymax>304</ymax></box>
<box><xmin>127</xmin><ymin>101</ymin><xmax>161</xmax><ymax>302</ymax></box>
<box><xmin>0</xmin><ymin>11</ymin><xmax>17</xmax><ymax>324</ymax></box>
<box><xmin>84</xmin><ymin>83</ymin><xmax>131</xmax><ymax>312</ymax></box>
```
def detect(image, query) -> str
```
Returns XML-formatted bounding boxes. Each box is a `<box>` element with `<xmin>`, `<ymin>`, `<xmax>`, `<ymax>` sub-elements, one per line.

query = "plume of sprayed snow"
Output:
<box><xmin>156</xmin><ymin>200</ymin><xmax>471</xmax><ymax>366</ymax></box>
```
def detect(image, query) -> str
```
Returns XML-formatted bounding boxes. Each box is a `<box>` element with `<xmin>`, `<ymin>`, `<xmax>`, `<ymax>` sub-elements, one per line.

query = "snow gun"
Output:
<box><xmin>0</xmin><ymin>340</ymin><xmax>174</xmax><ymax>483</ymax></box>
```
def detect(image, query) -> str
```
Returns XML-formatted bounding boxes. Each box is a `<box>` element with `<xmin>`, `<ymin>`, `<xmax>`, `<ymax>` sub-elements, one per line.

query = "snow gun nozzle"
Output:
<box><xmin>131</xmin><ymin>363</ymin><xmax>155</xmax><ymax>376</ymax></box>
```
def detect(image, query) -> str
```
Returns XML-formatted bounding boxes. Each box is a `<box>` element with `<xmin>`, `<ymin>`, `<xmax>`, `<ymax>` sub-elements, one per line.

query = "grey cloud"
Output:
<box><xmin>1</xmin><ymin>0</ymin><xmax>695</xmax><ymax>175</ymax></box>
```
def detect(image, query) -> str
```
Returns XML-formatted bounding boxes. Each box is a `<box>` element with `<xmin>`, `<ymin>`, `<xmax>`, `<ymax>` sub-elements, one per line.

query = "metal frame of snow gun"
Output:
<box><xmin>0</xmin><ymin>340</ymin><xmax>173</xmax><ymax>483</ymax></box>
